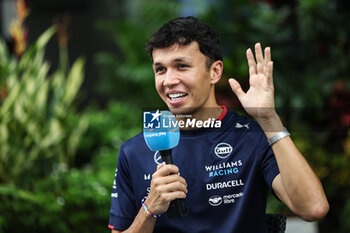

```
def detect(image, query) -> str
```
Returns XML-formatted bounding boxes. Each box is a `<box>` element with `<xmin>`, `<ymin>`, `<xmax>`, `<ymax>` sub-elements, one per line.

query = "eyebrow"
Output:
<box><xmin>153</xmin><ymin>57</ymin><xmax>192</xmax><ymax>67</ymax></box>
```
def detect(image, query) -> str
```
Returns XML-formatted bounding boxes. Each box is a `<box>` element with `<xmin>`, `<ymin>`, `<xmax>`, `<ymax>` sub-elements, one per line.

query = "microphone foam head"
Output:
<box><xmin>143</xmin><ymin>110</ymin><xmax>180</xmax><ymax>151</ymax></box>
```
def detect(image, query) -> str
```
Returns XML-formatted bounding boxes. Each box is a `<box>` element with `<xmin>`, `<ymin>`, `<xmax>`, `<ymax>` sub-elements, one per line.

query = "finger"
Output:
<box><xmin>264</xmin><ymin>47</ymin><xmax>271</xmax><ymax>76</ymax></box>
<box><xmin>257</xmin><ymin>63</ymin><xmax>264</xmax><ymax>75</ymax></box>
<box><xmin>151</xmin><ymin>175</ymin><xmax>188</xmax><ymax>197</ymax></box>
<box><xmin>159</xmin><ymin>191</ymin><xmax>187</xmax><ymax>202</ymax></box>
<box><xmin>255</xmin><ymin>43</ymin><xmax>264</xmax><ymax>73</ymax></box>
<box><xmin>266</xmin><ymin>61</ymin><xmax>274</xmax><ymax>86</ymax></box>
<box><xmin>156</xmin><ymin>179</ymin><xmax>188</xmax><ymax>194</ymax></box>
<box><xmin>154</xmin><ymin>173</ymin><xmax>187</xmax><ymax>187</ymax></box>
<box><xmin>229</xmin><ymin>78</ymin><xmax>245</xmax><ymax>100</ymax></box>
<box><xmin>246</xmin><ymin>48</ymin><xmax>256</xmax><ymax>76</ymax></box>
<box><xmin>264</xmin><ymin>47</ymin><xmax>271</xmax><ymax>64</ymax></box>
<box><xmin>153</xmin><ymin>164</ymin><xmax>180</xmax><ymax>178</ymax></box>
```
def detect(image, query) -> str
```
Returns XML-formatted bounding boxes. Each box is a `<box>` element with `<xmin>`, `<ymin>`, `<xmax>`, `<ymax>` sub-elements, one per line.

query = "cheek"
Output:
<box><xmin>190</xmin><ymin>75</ymin><xmax>211</xmax><ymax>95</ymax></box>
<box><xmin>155</xmin><ymin>78</ymin><xmax>164</xmax><ymax>96</ymax></box>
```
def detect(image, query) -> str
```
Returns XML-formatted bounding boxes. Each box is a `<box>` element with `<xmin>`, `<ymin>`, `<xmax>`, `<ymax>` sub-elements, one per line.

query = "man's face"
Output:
<box><xmin>152</xmin><ymin>42</ymin><xmax>215</xmax><ymax>114</ymax></box>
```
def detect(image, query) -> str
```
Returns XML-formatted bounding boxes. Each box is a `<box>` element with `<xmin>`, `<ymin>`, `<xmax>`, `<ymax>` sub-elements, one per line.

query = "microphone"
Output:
<box><xmin>143</xmin><ymin>110</ymin><xmax>189</xmax><ymax>217</ymax></box>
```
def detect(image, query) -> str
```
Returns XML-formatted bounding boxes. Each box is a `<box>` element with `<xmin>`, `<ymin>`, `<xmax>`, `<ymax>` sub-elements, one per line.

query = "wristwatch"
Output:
<box><xmin>267</xmin><ymin>127</ymin><xmax>290</xmax><ymax>146</ymax></box>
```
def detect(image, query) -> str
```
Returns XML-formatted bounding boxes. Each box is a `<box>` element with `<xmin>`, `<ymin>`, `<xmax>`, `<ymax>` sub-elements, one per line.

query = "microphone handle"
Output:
<box><xmin>159</xmin><ymin>150</ymin><xmax>189</xmax><ymax>217</ymax></box>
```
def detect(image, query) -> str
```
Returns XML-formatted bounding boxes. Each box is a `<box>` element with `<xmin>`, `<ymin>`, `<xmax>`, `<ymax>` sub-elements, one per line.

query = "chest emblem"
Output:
<box><xmin>214</xmin><ymin>142</ymin><xmax>233</xmax><ymax>159</ymax></box>
<box><xmin>209</xmin><ymin>195</ymin><xmax>223</xmax><ymax>206</ymax></box>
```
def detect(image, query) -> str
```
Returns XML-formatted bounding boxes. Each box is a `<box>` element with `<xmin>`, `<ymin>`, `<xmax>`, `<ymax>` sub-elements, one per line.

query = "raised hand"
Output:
<box><xmin>229</xmin><ymin>43</ymin><xmax>276</xmax><ymax>120</ymax></box>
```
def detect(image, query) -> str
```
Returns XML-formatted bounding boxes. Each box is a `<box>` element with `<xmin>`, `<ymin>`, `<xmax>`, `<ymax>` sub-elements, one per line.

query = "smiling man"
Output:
<box><xmin>108</xmin><ymin>16</ymin><xmax>329</xmax><ymax>233</ymax></box>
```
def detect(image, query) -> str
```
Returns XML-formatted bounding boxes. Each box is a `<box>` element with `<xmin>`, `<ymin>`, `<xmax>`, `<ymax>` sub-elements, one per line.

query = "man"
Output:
<box><xmin>108</xmin><ymin>16</ymin><xmax>329</xmax><ymax>233</ymax></box>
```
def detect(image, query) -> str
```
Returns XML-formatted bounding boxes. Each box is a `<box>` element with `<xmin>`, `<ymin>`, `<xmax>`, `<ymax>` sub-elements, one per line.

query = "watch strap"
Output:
<box><xmin>267</xmin><ymin>127</ymin><xmax>290</xmax><ymax>146</ymax></box>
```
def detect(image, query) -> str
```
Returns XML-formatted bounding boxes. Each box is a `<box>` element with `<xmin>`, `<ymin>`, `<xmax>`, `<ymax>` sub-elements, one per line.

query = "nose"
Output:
<box><xmin>163</xmin><ymin>69</ymin><xmax>180</xmax><ymax>87</ymax></box>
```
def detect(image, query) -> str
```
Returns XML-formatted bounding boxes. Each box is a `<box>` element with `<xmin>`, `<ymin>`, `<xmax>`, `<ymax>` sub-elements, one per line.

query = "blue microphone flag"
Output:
<box><xmin>143</xmin><ymin>110</ymin><xmax>180</xmax><ymax>151</ymax></box>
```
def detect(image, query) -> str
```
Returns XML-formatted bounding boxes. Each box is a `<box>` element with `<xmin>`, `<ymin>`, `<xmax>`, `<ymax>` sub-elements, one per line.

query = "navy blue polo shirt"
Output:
<box><xmin>108</xmin><ymin>110</ymin><xmax>280</xmax><ymax>233</ymax></box>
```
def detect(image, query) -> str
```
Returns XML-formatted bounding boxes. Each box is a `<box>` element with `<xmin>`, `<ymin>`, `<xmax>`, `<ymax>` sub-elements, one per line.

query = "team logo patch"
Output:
<box><xmin>208</xmin><ymin>192</ymin><xmax>244</xmax><ymax>206</ymax></box>
<box><xmin>214</xmin><ymin>142</ymin><xmax>233</xmax><ymax>159</ymax></box>
<box><xmin>208</xmin><ymin>195</ymin><xmax>222</xmax><ymax>206</ymax></box>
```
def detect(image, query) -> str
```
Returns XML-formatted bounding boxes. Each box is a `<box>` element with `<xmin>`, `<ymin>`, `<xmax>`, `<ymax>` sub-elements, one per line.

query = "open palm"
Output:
<box><xmin>229</xmin><ymin>43</ymin><xmax>276</xmax><ymax>119</ymax></box>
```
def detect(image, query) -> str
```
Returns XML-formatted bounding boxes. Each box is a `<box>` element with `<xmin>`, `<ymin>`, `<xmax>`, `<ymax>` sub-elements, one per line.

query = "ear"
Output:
<box><xmin>209</xmin><ymin>60</ymin><xmax>223</xmax><ymax>84</ymax></box>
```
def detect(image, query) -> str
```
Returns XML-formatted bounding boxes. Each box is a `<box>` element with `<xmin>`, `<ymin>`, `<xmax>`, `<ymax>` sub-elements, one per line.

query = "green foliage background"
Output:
<box><xmin>0</xmin><ymin>0</ymin><xmax>349</xmax><ymax>232</ymax></box>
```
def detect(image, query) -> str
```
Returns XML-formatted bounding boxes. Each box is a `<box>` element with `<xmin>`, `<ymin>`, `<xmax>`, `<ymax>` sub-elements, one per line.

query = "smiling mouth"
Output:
<box><xmin>167</xmin><ymin>93</ymin><xmax>188</xmax><ymax>101</ymax></box>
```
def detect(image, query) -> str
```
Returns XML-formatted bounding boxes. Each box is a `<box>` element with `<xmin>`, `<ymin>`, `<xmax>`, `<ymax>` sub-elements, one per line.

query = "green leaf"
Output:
<box><xmin>0</xmin><ymin>184</ymin><xmax>45</xmax><ymax>204</ymax></box>
<box><xmin>18</xmin><ymin>27</ymin><xmax>56</xmax><ymax>69</ymax></box>
<box><xmin>0</xmin><ymin>38</ymin><xmax>9</xmax><ymax>66</ymax></box>
<box><xmin>63</xmin><ymin>58</ymin><xmax>85</xmax><ymax>106</ymax></box>
<box><xmin>36</xmin><ymin>27</ymin><xmax>56</xmax><ymax>50</ymax></box>
<box><xmin>0</xmin><ymin>80</ymin><xmax>21</xmax><ymax>116</ymax></box>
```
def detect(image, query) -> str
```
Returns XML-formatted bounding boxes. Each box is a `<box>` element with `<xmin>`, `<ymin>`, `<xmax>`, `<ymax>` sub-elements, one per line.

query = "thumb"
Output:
<box><xmin>229</xmin><ymin>78</ymin><xmax>245</xmax><ymax>99</ymax></box>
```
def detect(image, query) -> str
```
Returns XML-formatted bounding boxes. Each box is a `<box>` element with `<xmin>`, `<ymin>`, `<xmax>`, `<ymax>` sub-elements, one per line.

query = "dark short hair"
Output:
<box><xmin>146</xmin><ymin>16</ymin><xmax>223</xmax><ymax>69</ymax></box>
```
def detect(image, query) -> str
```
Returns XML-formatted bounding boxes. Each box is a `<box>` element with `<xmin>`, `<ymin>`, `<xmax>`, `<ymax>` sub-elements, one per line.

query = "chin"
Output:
<box><xmin>167</xmin><ymin>106</ymin><xmax>185</xmax><ymax>115</ymax></box>
<box><xmin>168</xmin><ymin>105</ymin><xmax>197</xmax><ymax>117</ymax></box>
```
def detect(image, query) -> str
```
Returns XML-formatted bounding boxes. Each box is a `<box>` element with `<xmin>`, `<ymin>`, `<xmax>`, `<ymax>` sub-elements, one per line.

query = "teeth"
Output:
<box><xmin>168</xmin><ymin>93</ymin><xmax>187</xmax><ymax>101</ymax></box>
<box><xmin>169</xmin><ymin>93</ymin><xmax>186</xmax><ymax>98</ymax></box>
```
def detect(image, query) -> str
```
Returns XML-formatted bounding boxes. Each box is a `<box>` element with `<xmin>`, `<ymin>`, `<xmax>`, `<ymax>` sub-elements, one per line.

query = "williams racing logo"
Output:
<box><xmin>205</xmin><ymin>160</ymin><xmax>243</xmax><ymax>178</ymax></box>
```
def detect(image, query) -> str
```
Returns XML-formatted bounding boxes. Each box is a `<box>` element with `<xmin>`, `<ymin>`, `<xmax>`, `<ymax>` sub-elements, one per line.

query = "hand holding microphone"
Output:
<box><xmin>144</xmin><ymin>163</ymin><xmax>188</xmax><ymax>216</ymax></box>
<box><xmin>143</xmin><ymin>110</ymin><xmax>189</xmax><ymax>217</ymax></box>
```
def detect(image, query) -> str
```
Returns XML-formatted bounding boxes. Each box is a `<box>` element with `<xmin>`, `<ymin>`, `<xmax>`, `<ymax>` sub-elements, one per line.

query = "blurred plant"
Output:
<box><xmin>9</xmin><ymin>0</ymin><xmax>28</xmax><ymax>57</ymax></box>
<box><xmin>0</xmin><ymin>7</ymin><xmax>87</xmax><ymax>188</ymax></box>
<box><xmin>0</xmin><ymin>100</ymin><xmax>140</xmax><ymax>233</ymax></box>
<box><xmin>1</xmin><ymin>0</ymin><xmax>28</xmax><ymax>102</ymax></box>
<box><xmin>292</xmin><ymin>131</ymin><xmax>350</xmax><ymax>233</ymax></box>
<box><xmin>0</xmin><ymin>2</ymin><xmax>88</xmax><ymax>231</ymax></box>
<box><xmin>54</xmin><ymin>14</ymin><xmax>71</xmax><ymax>74</ymax></box>
<box><xmin>76</xmin><ymin>101</ymin><xmax>141</xmax><ymax>166</ymax></box>
<box><xmin>95</xmin><ymin>0</ymin><xmax>182</xmax><ymax>107</ymax></box>
<box><xmin>0</xmin><ymin>158</ymin><xmax>112</xmax><ymax>233</ymax></box>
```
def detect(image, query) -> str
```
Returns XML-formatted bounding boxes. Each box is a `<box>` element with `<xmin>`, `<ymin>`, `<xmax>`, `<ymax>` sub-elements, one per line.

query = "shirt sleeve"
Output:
<box><xmin>108</xmin><ymin>145</ymin><xmax>138</xmax><ymax>231</ymax></box>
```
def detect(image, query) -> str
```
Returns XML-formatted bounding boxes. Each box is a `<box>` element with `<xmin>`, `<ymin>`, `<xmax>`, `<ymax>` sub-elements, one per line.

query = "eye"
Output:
<box><xmin>178</xmin><ymin>64</ymin><xmax>189</xmax><ymax>69</ymax></box>
<box><xmin>155</xmin><ymin>66</ymin><xmax>165</xmax><ymax>73</ymax></box>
